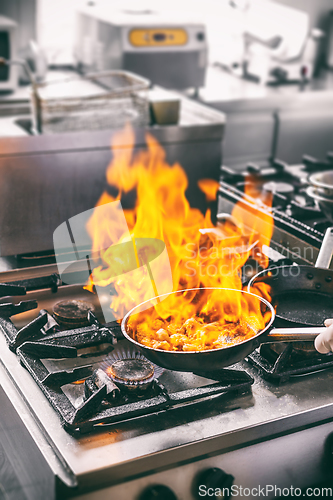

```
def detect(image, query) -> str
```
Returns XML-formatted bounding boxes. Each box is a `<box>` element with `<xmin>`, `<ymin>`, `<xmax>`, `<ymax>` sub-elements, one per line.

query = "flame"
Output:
<box><xmin>232</xmin><ymin>177</ymin><xmax>274</xmax><ymax>270</ymax></box>
<box><xmin>86</xmin><ymin>124</ymin><xmax>273</xmax><ymax>350</ymax></box>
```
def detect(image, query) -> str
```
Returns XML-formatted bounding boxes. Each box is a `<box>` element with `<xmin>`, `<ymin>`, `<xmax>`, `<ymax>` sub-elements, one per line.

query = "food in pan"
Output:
<box><xmin>131</xmin><ymin>315</ymin><xmax>263</xmax><ymax>352</ymax></box>
<box><xmin>126</xmin><ymin>288</ymin><xmax>272</xmax><ymax>352</ymax></box>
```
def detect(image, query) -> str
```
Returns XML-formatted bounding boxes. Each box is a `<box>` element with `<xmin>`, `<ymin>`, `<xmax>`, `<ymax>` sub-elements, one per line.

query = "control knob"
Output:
<box><xmin>139</xmin><ymin>484</ymin><xmax>177</xmax><ymax>500</ymax></box>
<box><xmin>193</xmin><ymin>467</ymin><xmax>234</xmax><ymax>499</ymax></box>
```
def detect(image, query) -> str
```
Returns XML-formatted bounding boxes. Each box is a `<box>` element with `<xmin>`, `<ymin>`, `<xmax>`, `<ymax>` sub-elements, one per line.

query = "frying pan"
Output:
<box><xmin>121</xmin><ymin>288</ymin><xmax>325</xmax><ymax>373</ymax></box>
<box><xmin>248</xmin><ymin>227</ymin><xmax>333</xmax><ymax>327</ymax></box>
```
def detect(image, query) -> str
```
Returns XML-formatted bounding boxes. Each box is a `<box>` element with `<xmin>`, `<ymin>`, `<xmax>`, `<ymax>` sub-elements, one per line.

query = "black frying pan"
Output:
<box><xmin>248</xmin><ymin>227</ymin><xmax>333</xmax><ymax>327</ymax></box>
<box><xmin>121</xmin><ymin>288</ymin><xmax>325</xmax><ymax>373</ymax></box>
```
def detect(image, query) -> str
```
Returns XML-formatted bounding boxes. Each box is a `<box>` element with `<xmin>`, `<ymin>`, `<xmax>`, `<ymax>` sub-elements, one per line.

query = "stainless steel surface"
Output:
<box><xmin>307</xmin><ymin>186</ymin><xmax>333</xmax><ymax>223</ymax></box>
<box><xmin>0</xmin><ymin>380</ymin><xmax>57</xmax><ymax>499</ymax></box>
<box><xmin>149</xmin><ymin>90</ymin><xmax>180</xmax><ymax>125</ymax></box>
<box><xmin>309</xmin><ymin>170</ymin><xmax>333</xmax><ymax>198</ymax></box>
<box><xmin>218</xmin><ymin>192</ymin><xmax>323</xmax><ymax>266</ymax></box>
<box><xmin>193</xmin><ymin>65</ymin><xmax>333</xmax><ymax>166</ymax></box>
<box><xmin>267</xmin><ymin>326</ymin><xmax>326</xmax><ymax>341</ymax></box>
<box><xmin>75</xmin><ymin>6</ymin><xmax>207</xmax><ymax>91</ymax></box>
<box><xmin>0</xmin><ymin>96</ymin><xmax>225</xmax><ymax>257</ymax></box>
<box><xmin>32</xmin><ymin>71</ymin><xmax>150</xmax><ymax>134</ymax></box>
<box><xmin>2</xmin><ymin>327</ymin><xmax>333</xmax><ymax>496</ymax></box>
<box><xmin>327</xmin><ymin>10</ymin><xmax>333</xmax><ymax>70</ymax></box>
<box><xmin>72</xmin><ymin>422</ymin><xmax>333</xmax><ymax>499</ymax></box>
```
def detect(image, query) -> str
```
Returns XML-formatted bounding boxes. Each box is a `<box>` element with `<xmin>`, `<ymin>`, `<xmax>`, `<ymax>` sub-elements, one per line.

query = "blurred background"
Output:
<box><xmin>1</xmin><ymin>0</ymin><xmax>333</xmax><ymax>164</ymax></box>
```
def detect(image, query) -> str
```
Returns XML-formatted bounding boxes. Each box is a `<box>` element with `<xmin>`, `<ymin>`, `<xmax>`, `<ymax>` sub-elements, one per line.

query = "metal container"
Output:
<box><xmin>306</xmin><ymin>186</ymin><xmax>333</xmax><ymax>222</ymax></box>
<box><xmin>121</xmin><ymin>287</ymin><xmax>324</xmax><ymax>373</ymax></box>
<box><xmin>31</xmin><ymin>71</ymin><xmax>150</xmax><ymax>134</ymax></box>
<box><xmin>149</xmin><ymin>90</ymin><xmax>180</xmax><ymax>125</ymax></box>
<box><xmin>308</xmin><ymin>170</ymin><xmax>333</xmax><ymax>198</ymax></box>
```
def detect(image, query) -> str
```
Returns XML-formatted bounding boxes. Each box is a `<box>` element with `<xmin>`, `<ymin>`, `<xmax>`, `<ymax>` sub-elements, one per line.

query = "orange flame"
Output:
<box><xmin>86</xmin><ymin>124</ymin><xmax>273</xmax><ymax>350</ymax></box>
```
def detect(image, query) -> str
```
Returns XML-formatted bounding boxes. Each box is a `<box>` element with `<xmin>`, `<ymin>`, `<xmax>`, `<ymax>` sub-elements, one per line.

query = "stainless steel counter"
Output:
<box><xmin>194</xmin><ymin>66</ymin><xmax>333</xmax><ymax>112</ymax></box>
<box><xmin>0</xmin><ymin>95</ymin><xmax>225</xmax><ymax>257</ymax></box>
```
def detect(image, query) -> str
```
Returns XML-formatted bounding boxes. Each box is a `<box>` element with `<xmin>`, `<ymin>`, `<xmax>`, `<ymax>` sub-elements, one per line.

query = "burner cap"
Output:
<box><xmin>53</xmin><ymin>300</ymin><xmax>95</xmax><ymax>327</ymax></box>
<box><xmin>263</xmin><ymin>181</ymin><xmax>295</xmax><ymax>196</ymax></box>
<box><xmin>109</xmin><ymin>359</ymin><xmax>154</xmax><ymax>384</ymax></box>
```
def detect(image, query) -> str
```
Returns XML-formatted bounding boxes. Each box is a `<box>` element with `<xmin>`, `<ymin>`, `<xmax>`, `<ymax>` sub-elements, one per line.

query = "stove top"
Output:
<box><xmin>1</xmin><ymin>151</ymin><xmax>333</xmax><ymax>496</ymax></box>
<box><xmin>218</xmin><ymin>152</ymin><xmax>333</xmax><ymax>266</ymax></box>
<box><xmin>0</xmin><ymin>275</ymin><xmax>255</xmax><ymax>434</ymax></box>
<box><xmin>1</xmin><ymin>262</ymin><xmax>333</xmax><ymax>496</ymax></box>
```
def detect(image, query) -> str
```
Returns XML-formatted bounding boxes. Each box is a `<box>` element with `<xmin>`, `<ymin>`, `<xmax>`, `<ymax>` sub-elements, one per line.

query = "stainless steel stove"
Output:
<box><xmin>0</xmin><ymin>257</ymin><xmax>333</xmax><ymax>500</ymax></box>
<box><xmin>1</xmin><ymin>151</ymin><xmax>333</xmax><ymax>499</ymax></box>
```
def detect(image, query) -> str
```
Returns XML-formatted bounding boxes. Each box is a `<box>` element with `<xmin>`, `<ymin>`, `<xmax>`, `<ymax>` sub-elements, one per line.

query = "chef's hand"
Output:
<box><xmin>314</xmin><ymin>319</ymin><xmax>333</xmax><ymax>354</ymax></box>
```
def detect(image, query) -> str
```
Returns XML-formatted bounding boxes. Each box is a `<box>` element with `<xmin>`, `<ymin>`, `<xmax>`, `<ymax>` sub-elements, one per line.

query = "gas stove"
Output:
<box><xmin>0</xmin><ymin>269</ymin><xmax>254</xmax><ymax>433</ymax></box>
<box><xmin>0</xmin><ymin>281</ymin><xmax>253</xmax><ymax>434</ymax></box>
<box><xmin>0</xmin><ymin>256</ymin><xmax>333</xmax><ymax>499</ymax></box>
<box><xmin>218</xmin><ymin>152</ymin><xmax>333</xmax><ymax>267</ymax></box>
<box><xmin>218</xmin><ymin>152</ymin><xmax>333</xmax><ymax>385</ymax></box>
<box><xmin>0</xmin><ymin>150</ymin><xmax>333</xmax><ymax>498</ymax></box>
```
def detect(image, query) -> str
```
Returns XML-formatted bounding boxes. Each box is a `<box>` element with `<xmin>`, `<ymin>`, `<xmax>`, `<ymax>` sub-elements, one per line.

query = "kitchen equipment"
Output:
<box><xmin>218</xmin><ymin>154</ymin><xmax>333</xmax><ymax>267</ymax></box>
<box><xmin>149</xmin><ymin>89</ymin><xmax>180</xmax><ymax>125</ymax></box>
<box><xmin>308</xmin><ymin>170</ymin><xmax>333</xmax><ymax>198</ymax></box>
<box><xmin>1</xmin><ymin>192</ymin><xmax>333</xmax><ymax>497</ymax></box>
<box><xmin>230</xmin><ymin>0</ymin><xmax>310</xmax><ymax>84</ymax></box>
<box><xmin>248</xmin><ymin>227</ymin><xmax>333</xmax><ymax>326</ymax></box>
<box><xmin>121</xmin><ymin>287</ymin><xmax>325</xmax><ymax>373</ymax></box>
<box><xmin>31</xmin><ymin>71</ymin><xmax>150</xmax><ymax>134</ymax></box>
<box><xmin>1</xmin><ymin>263</ymin><xmax>333</xmax><ymax>497</ymax></box>
<box><xmin>300</xmin><ymin>28</ymin><xmax>325</xmax><ymax>80</ymax></box>
<box><xmin>306</xmin><ymin>186</ymin><xmax>333</xmax><ymax>222</ymax></box>
<box><xmin>0</xmin><ymin>97</ymin><xmax>225</xmax><ymax>257</ymax></box>
<box><xmin>327</xmin><ymin>10</ymin><xmax>333</xmax><ymax>69</ymax></box>
<box><xmin>218</xmin><ymin>153</ymin><xmax>333</xmax><ymax>383</ymax></box>
<box><xmin>18</xmin><ymin>40</ymin><xmax>48</xmax><ymax>84</ymax></box>
<box><xmin>2</xmin><ymin>116</ymin><xmax>333</xmax><ymax>498</ymax></box>
<box><xmin>74</xmin><ymin>4</ymin><xmax>207</xmax><ymax>92</ymax></box>
<box><xmin>0</xmin><ymin>16</ymin><xmax>18</xmax><ymax>91</ymax></box>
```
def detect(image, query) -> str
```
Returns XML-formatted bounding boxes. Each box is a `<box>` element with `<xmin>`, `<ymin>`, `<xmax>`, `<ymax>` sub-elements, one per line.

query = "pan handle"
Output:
<box><xmin>264</xmin><ymin>326</ymin><xmax>326</xmax><ymax>343</ymax></box>
<box><xmin>315</xmin><ymin>227</ymin><xmax>333</xmax><ymax>269</ymax></box>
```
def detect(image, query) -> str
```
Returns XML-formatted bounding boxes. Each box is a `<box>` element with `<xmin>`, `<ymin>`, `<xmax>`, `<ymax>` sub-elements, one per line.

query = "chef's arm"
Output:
<box><xmin>314</xmin><ymin>319</ymin><xmax>333</xmax><ymax>353</ymax></box>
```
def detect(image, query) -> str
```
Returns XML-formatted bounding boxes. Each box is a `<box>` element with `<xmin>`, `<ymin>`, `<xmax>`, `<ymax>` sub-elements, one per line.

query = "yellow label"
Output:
<box><xmin>129</xmin><ymin>29</ymin><xmax>188</xmax><ymax>47</ymax></box>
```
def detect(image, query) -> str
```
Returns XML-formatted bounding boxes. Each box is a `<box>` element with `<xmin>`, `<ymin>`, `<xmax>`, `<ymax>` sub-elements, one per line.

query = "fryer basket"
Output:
<box><xmin>31</xmin><ymin>70</ymin><xmax>150</xmax><ymax>134</ymax></box>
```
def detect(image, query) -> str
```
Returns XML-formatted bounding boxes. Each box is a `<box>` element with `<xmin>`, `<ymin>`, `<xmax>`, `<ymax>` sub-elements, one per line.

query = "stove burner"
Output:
<box><xmin>101</xmin><ymin>346</ymin><xmax>164</xmax><ymax>393</ymax></box>
<box><xmin>263</xmin><ymin>181</ymin><xmax>295</xmax><ymax>197</ymax></box>
<box><xmin>109</xmin><ymin>359</ymin><xmax>155</xmax><ymax>391</ymax></box>
<box><xmin>247</xmin><ymin>341</ymin><xmax>333</xmax><ymax>382</ymax></box>
<box><xmin>53</xmin><ymin>300</ymin><xmax>95</xmax><ymax>327</ymax></box>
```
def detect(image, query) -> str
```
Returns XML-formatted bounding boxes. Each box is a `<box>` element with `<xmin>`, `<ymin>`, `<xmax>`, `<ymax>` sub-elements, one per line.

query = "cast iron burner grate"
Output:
<box><xmin>0</xmin><ymin>280</ymin><xmax>254</xmax><ymax>434</ymax></box>
<box><xmin>246</xmin><ymin>343</ymin><xmax>333</xmax><ymax>383</ymax></box>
